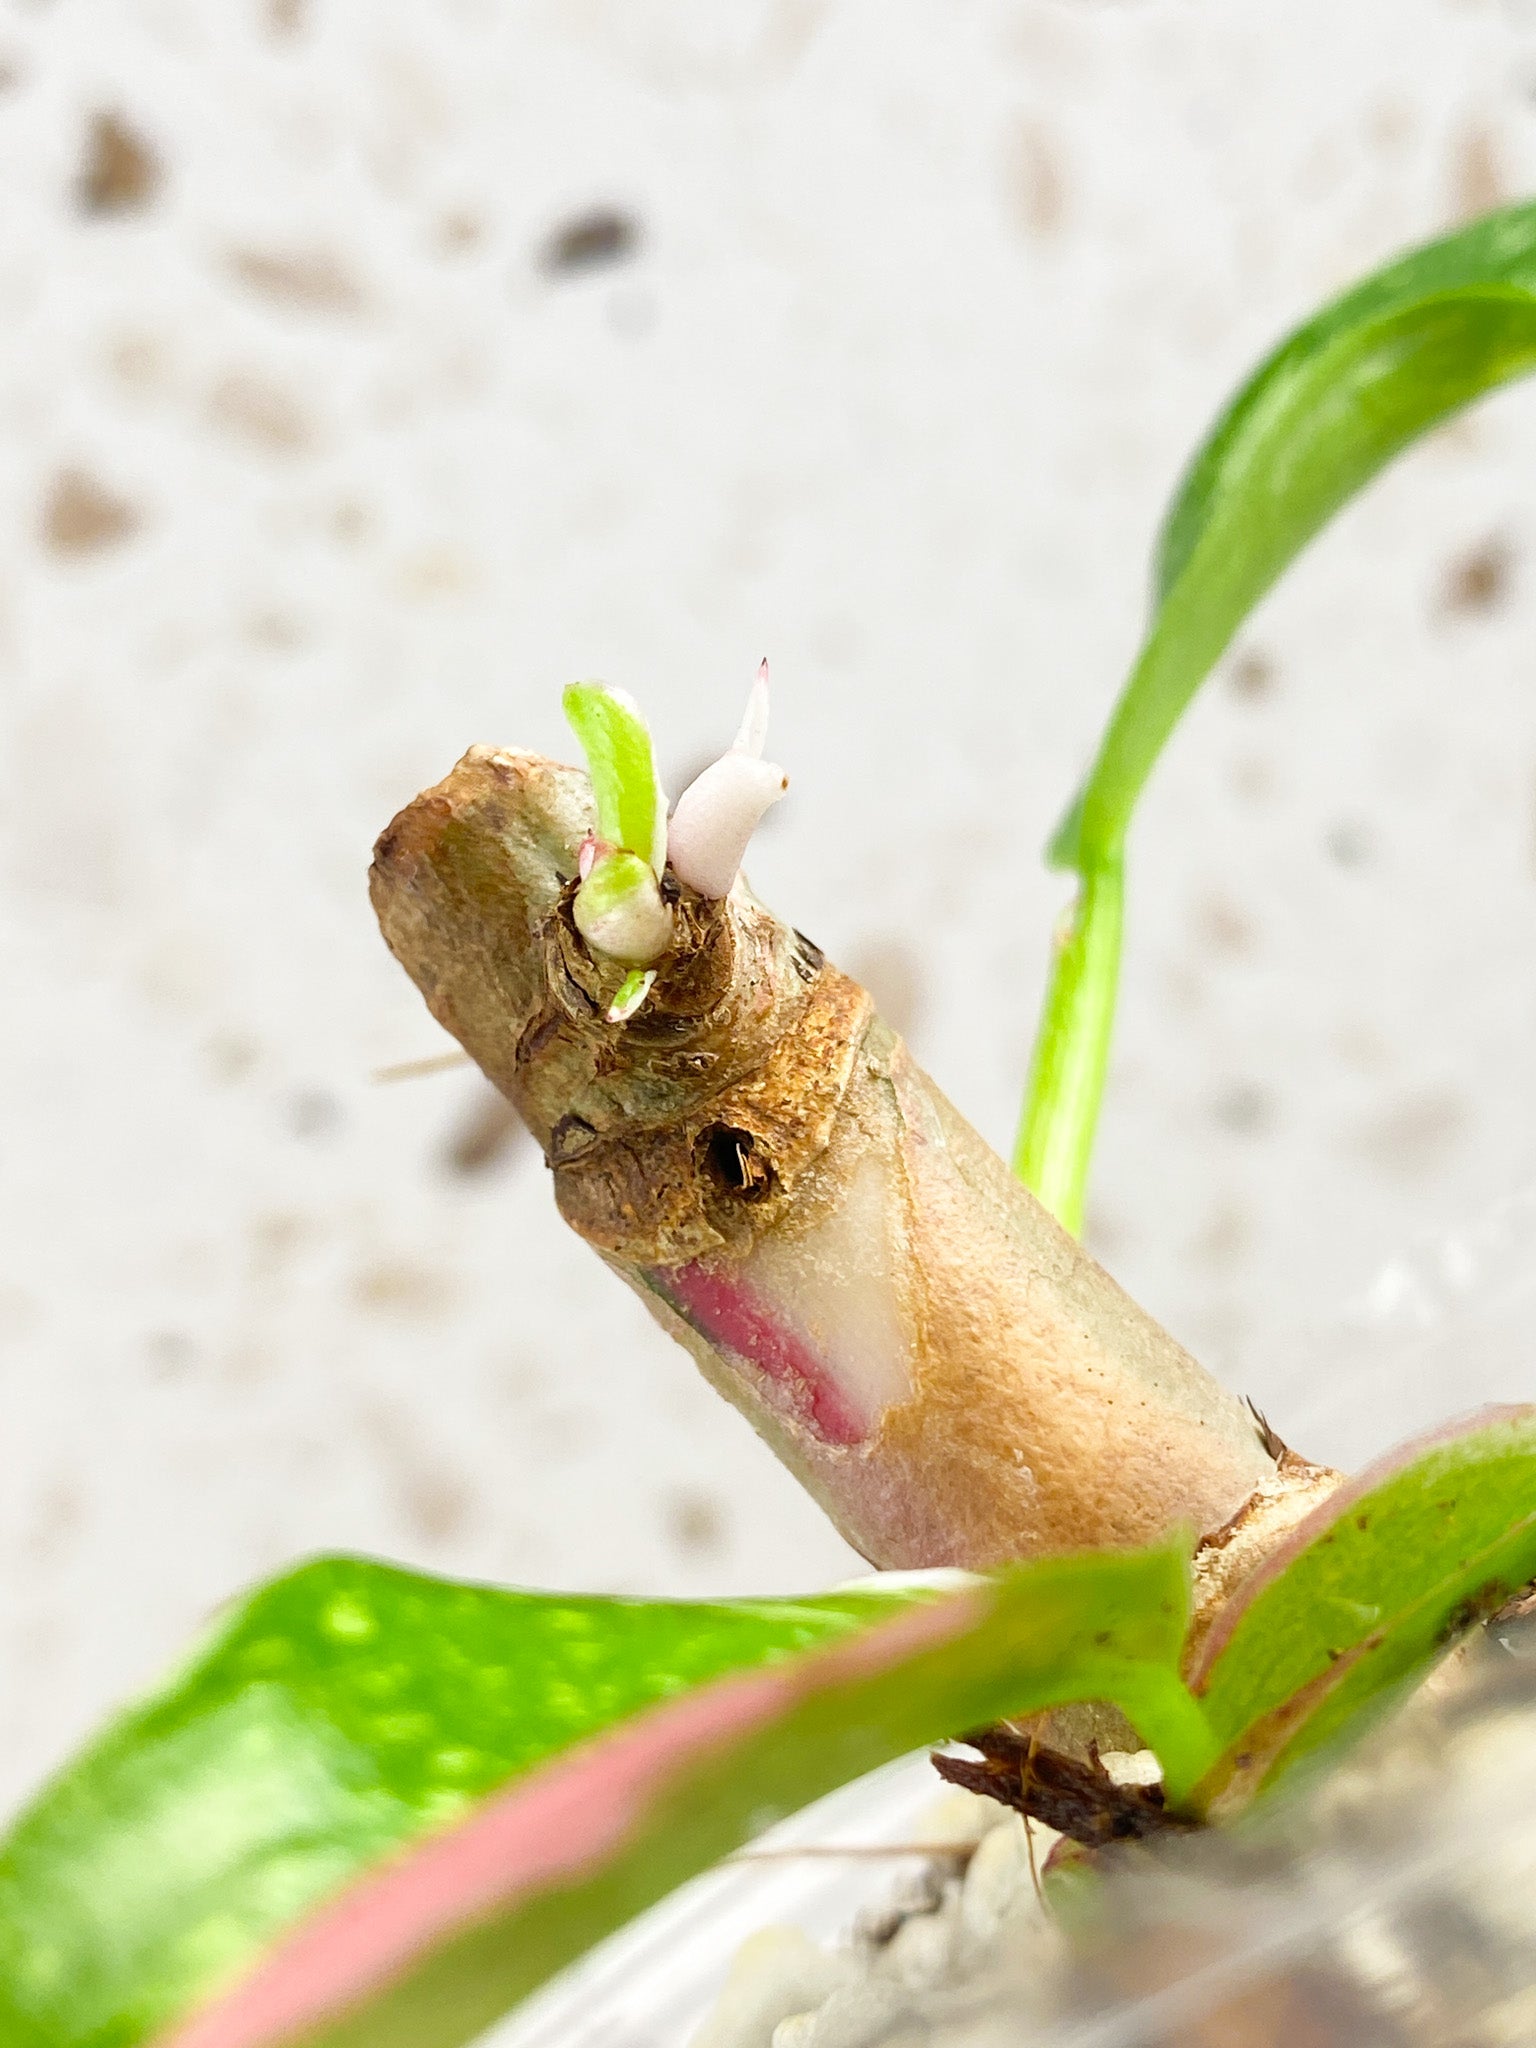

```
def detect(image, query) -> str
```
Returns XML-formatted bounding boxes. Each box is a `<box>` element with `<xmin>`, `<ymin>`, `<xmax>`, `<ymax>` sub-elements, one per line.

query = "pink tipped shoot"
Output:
<box><xmin>734</xmin><ymin>659</ymin><xmax>771</xmax><ymax>757</ymax></box>
<box><xmin>668</xmin><ymin>665</ymin><xmax>788</xmax><ymax>899</ymax></box>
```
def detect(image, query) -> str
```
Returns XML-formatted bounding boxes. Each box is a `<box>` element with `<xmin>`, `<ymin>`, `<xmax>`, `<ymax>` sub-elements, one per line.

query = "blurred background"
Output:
<box><xmin>5</xmin><ymin>0</ymin><xmax>1536</xmax><ymax>1822</ymax></box>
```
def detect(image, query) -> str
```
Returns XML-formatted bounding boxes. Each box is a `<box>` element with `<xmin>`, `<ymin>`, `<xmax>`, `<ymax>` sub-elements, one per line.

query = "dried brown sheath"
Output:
<box><xmin>931</xmin><ymin>1728</ymin><xmax>1193</xmax><ymax>1847</ymax></box>
<box><xmin>372</xmin><ymin>746</ymin><xmax>1285</xmax><ymax>1571</ymax></box>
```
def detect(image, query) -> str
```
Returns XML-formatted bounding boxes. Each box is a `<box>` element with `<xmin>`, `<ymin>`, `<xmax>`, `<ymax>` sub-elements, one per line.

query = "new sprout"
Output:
<box><xmin>562</xmin><ymin>670</ymin><xmax>790</xmax><ymax>983</ymax></box>
<box><xmin>561</xmin><ymin>682</ymin><xmax>668</xmax><ymax>876</ymax></box>
<box><xmin>563</xmin><ymin>681</ymin><xmax>674</xmax><ymax>970</ymax></box>
<box><xmin>607</xmin><ymin>967</ymin><xmax>657</xmax><ymax>1023</ymax></box>
<box><xmin>570</xmin><ymin>848</ymin><xmax>674</xmax><ymax>963</ymax></box>
<box><xmin>668</xmin><ymin>660</ymin><xmax>789</xmax><ymax>899</ymax></box>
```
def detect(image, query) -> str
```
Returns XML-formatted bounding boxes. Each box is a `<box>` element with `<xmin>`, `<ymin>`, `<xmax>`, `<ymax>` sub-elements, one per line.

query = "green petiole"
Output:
<box><xmin>1016</xmin><ymin>202</ymin><xmax>1536</xmax><ymax>1232</ymax></box>
<box><xmin>1013</xmin><ymin>857</ymin><xmax>1122</xmax><ymax>1238</ymax></box>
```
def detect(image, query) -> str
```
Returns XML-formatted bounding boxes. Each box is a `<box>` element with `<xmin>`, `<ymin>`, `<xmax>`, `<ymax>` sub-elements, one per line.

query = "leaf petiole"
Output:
<box><xmin>1016</xmin><ymin>205</ymin><xmax>1536</xmax><ymax>1232</ymax></box>
<box><xmin>1013</xmin><ymin>857</ymin><xmax>1123</xmax><ymax>1239</ymax></box>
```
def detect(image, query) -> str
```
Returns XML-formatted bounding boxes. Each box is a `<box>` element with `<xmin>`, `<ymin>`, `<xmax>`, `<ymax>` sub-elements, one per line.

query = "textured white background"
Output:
<box><xmin>6</xmin><ymin>0</ymin><xmax>1536</xmax><ymax>1823</ymax></box>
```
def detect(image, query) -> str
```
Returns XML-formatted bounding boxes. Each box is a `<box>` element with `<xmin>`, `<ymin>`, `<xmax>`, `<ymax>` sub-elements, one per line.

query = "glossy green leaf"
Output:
<box><xmin>0</xmin><ymin>1557</ymin><xmax>919</xmax><ymax>2048</ymax></box>
<box><xmin>0</xmin><ymin>1543</ymin><xmax>1206</xmax><ymax>2048</ymax></box>
<box><xmin>158</xmin><ymin>1541</ymin><xmax>1206</xmax><ymax>2048</ymax></box>
<box><xmin>1189</xmin><ymin>1405</ymin><xmax>1536</xmax><ymax>1817</ymax></box>
<box><xmin>561</xmin><ymin>681</ymin><xmax>667</xmax><ymax>874</ymax></box>
<box><xmin>1057</xmin><ymin>201</ymin><xmax>1536</xmax><ymax>867</ymax></box>
<box><xmin>1018</xmin><ymin>202</ymin><xmax>1536</xmax><ymax>1227</ymax></box>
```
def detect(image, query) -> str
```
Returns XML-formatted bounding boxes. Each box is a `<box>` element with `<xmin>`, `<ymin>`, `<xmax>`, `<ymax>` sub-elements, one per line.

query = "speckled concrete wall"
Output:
<box><xmin>5</xmin><ymin>0</ymin><xmax>1536</xmax><ymax>1821</ymax></box>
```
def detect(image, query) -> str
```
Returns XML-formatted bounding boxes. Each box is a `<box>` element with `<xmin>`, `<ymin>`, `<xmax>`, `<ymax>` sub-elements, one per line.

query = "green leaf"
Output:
<box><xmin>0</xmin><ymin>1558</ymin><xmax>914</xmax><ymax>2048</ymax></box>
<box><xmin>0</xmin><ymin>1544</ymin><xmax>1207</xmax><ymax>2048</ymax></box>
<box><xmin>1060</xmin><ymin>202</ymin><xmax>1536</xmax><ymax>867</ymax></box>
<box><xmin>1189</xmin><ymin>1405</ymin><xmax>1536</xmax><ymax>1818</ymax></box>
<box><xmin>1153</xmin><ymin>203</ymin><xmax>1536</xmax><ymax>605</ymax></box>
<box><xmin>1018</xmin><ymin>202</ymin><xmax>1536</xmax><ymax>1227</ymax></box>
<box><xmin>163</xmin><ymin>1543</ymin><xmax>1206</xmax><ymax>2048</ymax></box>
<box><xmin>561</xmin><ymin>681</ymin><xmax>667</xmax><ymax>875</ymax></box>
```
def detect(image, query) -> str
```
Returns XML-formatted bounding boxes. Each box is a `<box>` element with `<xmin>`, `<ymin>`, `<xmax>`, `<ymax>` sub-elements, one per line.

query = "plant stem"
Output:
<box><xmin>1013</xmin><ymin>856</ymin><xmax>1124</xmax><ymax>1237</ymax></box>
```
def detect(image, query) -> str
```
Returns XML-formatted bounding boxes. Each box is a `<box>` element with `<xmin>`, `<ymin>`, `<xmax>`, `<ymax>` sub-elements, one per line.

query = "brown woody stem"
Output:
<box><xmin>372</xmin><ymin>746</ymin><xmax>1296</xmax><ymax>1573</ymax></box>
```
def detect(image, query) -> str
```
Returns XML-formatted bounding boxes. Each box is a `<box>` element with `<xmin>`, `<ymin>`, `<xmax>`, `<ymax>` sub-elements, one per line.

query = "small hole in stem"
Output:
<box><xmin>697</xmin><ymin>1123</ymin><xmax>777</xmax><ymax>1202</ymax></box>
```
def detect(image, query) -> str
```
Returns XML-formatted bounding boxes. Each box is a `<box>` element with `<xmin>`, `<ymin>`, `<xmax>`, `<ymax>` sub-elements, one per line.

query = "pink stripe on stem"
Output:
<box><xmin>156</xmin><ymin>1593</ymin><xmax>979</xmax><ymax>2048</ymax></box>
<box><xmin>657</xmin><ymin>1260</ymin><xmax>867</xmax><ymax>1445</ymax></box>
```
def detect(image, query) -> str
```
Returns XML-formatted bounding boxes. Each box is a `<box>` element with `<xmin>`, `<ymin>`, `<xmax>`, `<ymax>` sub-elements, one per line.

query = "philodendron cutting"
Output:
<box><xmin>370</xmin><ymin>688</ymin><xmax>1285</xmax><ymax>1575</ymax></box>
<box><xmin>8</xmin><ymin>201</ymin><xmax>1536</xmax><ymax>2048</ymax></box>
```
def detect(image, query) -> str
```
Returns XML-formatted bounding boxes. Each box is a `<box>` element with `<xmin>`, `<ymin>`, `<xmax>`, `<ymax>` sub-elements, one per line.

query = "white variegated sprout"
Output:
<box><xmin>571</xmin><ymin>849</ymin><xmax>673</xmax><ymax>965</ymax></box>
<box><xmin>667</xmin><ymin>661</ymin><xmax>789</xmax><ymax>899</ymax></box>
<box><xmin>561</xmin><ymin>667</ymin><xmax>790</xmax><ymax>1021</ymax></box>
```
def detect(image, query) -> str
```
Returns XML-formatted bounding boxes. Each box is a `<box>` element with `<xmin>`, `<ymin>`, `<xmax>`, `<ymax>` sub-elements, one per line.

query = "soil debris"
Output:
<box><xmin>1212</xmin><ymin>1080</ymin><xmax>1275</xmax><ymax>1136</ymax></box>
<box><xmin>1228</xmin><ymin>647</ymin><xmax>1276</xmax><ymax>700</ymax></box>
<box><xmin>1004</xmin><ymin>120</ymin><xmax>1067</xmax><ymax>238</ymax></box>
<box><xmin>1195</xmin><ymin>894</ymin><xmax>1256</xmax><ymax>957</ymax></box>
<box><xmin>359</xmin><ymin>1400</ymin><xmax>473</xmax><ymax>1544</ymax></box>
<box><xmin>41</xmin><ymin>469</ymin><xmax>139</xmax><ymax>555</ymax></box>
<box><xmin>667</xmin><ymin>1488</ymin><xmax>728</xmax><ymax>1556</ymax></box>
<box><xmin>538</xmin><ymin>208</ymin><xmax>641</xmax><ymax>276</ymax></box>
<box><xmin>1323</xmin><ymin>819</ymin><xmax>1374</xmax><ymax>868</ymax></box>
<box><xmin>77</xmin><ymin>111</ymin><xmax>160</xmax><ymax>215</ymax></box>
<box><xmin>1441</xmin><ymin>533</ymin><xmax>1514</xmax><ymax>616</ymax></box>
<box><xmin>206</xmin><ymin>373</ymin><xmax>314</xmax><ymax>455</ymax></box>
<box><xmin>1350</xmin><ymin>1086</ymin><xmax>1468</xmax><ymax>1180</ymax></box>
<box><xmin>228</xmin><ymin>247</ymin><xmax>366</xmax><ymax>316</ymax></box>
<box><xmin>1450</xmin><ymin>118</ymin><xmax>1507</xmax><ymax>222</ymax></box>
